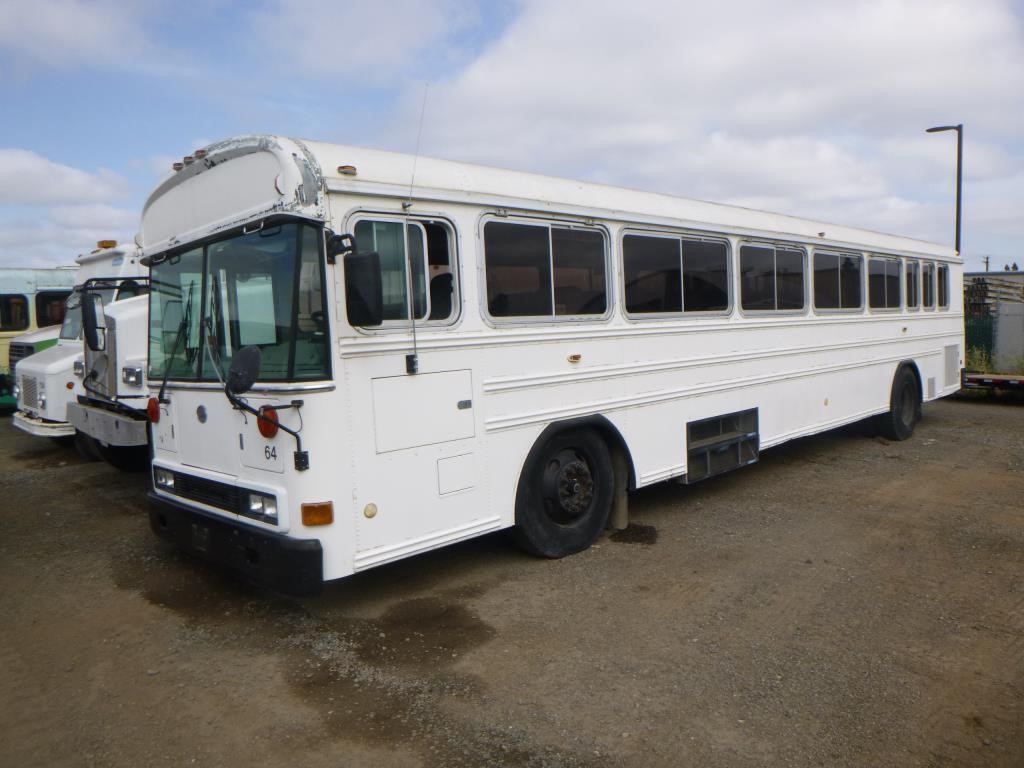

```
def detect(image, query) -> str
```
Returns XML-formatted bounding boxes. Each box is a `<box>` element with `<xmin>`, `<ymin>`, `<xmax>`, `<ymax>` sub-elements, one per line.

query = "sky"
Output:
<box><xmin>1</xmin><ymin>0</ymin><xmax>1022</xmax><ymax>272</ymax></box>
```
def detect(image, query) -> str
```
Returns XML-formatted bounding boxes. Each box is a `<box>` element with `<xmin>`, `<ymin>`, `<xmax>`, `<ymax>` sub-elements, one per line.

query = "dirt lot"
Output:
<box><xmin>2</xmin><ymin>397</ymin><xmax>1023</xmax><ymax>768</ymax></box>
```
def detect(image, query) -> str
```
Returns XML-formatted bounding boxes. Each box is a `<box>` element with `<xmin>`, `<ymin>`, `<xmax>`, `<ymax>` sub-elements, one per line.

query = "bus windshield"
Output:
<box><xmin>59</xmin><ymin>291</ymin><xmax>83</xmax><ymax>340</ymax></box>
<box><xmin>148</xmin><ymin>220</ymin><xmax>330</xmax><ymax>383</ymax></box>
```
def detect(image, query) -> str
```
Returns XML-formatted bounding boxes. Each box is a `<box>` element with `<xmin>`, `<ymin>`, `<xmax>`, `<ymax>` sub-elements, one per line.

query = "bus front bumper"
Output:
<box><xmin>12</xmin><ymin>410</ymin><xmax>75</xmax><ymax>438</ymax></box>
<box><xmin>148</xmin><ymin>493</ymin><xmax>324</xmax><ymax>596</ymax></box>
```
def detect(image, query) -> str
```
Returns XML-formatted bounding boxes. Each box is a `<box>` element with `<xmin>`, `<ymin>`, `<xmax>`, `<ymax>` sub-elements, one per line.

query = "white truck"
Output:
<box><xmin>12</xmin><ymin>243</ymin><xmax>146</xmax><ymax>461</ymax></box>
<box><xmin>70</xmin><ymin>285</ymin><xmax>151</xmax><ymax>469</ymax></box>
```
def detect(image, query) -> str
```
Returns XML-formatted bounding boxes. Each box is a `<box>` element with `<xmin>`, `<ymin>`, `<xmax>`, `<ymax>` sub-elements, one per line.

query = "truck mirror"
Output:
<box><xmin>344</xmin><ymin>251</ymin><xmax>384</xmax><ymax>327</ymax></box>
<box><xmin>226</xmin><ymin>345</ymin><xmax>261</xmax><ymax>395</ymax></box>
<box><xmin>82</xmin><ymin>292</ymin><xmax>106</xmax><ymax>352</ymax></box>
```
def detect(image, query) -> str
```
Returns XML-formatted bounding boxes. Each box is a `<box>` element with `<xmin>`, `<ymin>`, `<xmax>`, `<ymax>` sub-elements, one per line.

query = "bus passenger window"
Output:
<box><xmin>922</xmin><ymin>262</ymin><xmax>935</xmax><ymax>308</ymax></box>
<box><xmin>869</xmin><ymin>258</ymin><xmax>901</xmax><ymax>310</ymax></box>
<box><xmin>937</xmin><ymin>265</ymin><xmax>949</xmax><ymax>308</ymax></box>
<box><xmin>35</xmin><ymin>290</ymin><xmax>71</xmax><ymax>327</ymax></box>
<box><xmin>1</xmin><ymin>295</ymin><xmax>29</xmax><ymax>331</ymax></box>
<box><xmin>906</xmin><ymin>260</ymin><xmax>920</xmax><ymax>309</ymax></box>
<box><xmin>814</xmin><ymin>252</ymin><xmax>861</xmax><ymax>310</ymax></box>
<box><xmin>741</xmin><ymin>245</ymin><xmax>804</xmax><ymax>311</ymax></box>
<box><xmin>623</xmin><ymin>234</ymin><xmax>681</xmax><ymax>314</ymax></box>
<box><xmin>485</xmin><ymin>221</ymin><xmax>607</xmax><ymax>319</ymax></box>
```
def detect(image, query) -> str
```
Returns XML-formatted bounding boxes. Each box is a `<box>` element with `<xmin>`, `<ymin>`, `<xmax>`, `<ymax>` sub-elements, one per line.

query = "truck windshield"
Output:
<box><xmin>59</xmin><ymin>291</ymin><xmax>83</xmax><ymax>340</ymax></box>
<box><xmin>148</xmin><ymin>220</ymin><xmax>330</xmax><ymax>383</ymax></box>
<box><xmin>60</xmin><ymin>288</ymin><xmax>115</xmax><ymax>341</ymax></box>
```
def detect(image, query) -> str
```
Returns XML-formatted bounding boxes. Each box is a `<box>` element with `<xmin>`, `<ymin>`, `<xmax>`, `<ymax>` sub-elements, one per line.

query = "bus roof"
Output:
<box><xmin>144</xmin><ymin>134</ymin><xmax>956</xmax><ymax>260</ymax></box>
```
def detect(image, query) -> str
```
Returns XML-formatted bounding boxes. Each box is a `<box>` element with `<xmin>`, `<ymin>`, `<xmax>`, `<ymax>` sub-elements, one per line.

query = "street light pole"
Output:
<box><xmin>926</xmin><ymin>123</ymin><xmax>963</xmax><ymax>255</ymax></box>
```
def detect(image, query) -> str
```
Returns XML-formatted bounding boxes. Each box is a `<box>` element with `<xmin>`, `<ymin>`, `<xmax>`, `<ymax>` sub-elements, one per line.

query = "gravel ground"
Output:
<box><xmin>1</xmin><ymin>396</ymin><xmax>1023</xmax><ymax>768</ymax></box>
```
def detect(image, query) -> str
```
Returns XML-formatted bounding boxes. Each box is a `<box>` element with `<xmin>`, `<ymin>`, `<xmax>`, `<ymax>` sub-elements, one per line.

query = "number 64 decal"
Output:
<box><xmin>265</xmin><ymin>445</ymin><xmax>278</xmax><ymax>460</ymax></box>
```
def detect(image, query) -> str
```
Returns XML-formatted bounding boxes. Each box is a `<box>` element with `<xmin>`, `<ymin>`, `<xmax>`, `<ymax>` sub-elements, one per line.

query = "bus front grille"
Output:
<box><xmin>20</xmin><ymin>376</ymin><xmax>39</xmax><ymax>409</ymax></box>
<box><xmin>173</xmin><ymin>473</ymin><xmax>244</xmax><ymax>515</ymax></box>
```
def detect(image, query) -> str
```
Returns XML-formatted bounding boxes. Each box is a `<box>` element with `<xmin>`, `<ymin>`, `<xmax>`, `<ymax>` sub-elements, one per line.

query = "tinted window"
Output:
<box><xmin>869</xmin><ymin>258</ymin><xmax>901</xmax><ymax>309</ymax></box>
<box><xmin>922</xmin><ymin>262</ymin><xmax>935</xmax><ymax>308</ymax></box>
<box><xmin>485</xmin><ymin>221</ymin><xmax>606</xmax><ymax>318</ymax></box>
<box><xmin>35</xmin><ymin>290</ymin><xmax>71</xmax><ymax>327</ymax></box>
<box><xmin>553</xmin><ymin>228</ymin><xmax>606</xmax><ymax>315</ymax></box>
<box><xmin>815</xmin><ymin>252</ymin><xmax>862</xmax><ymax>310</ymax></box>
<box><xmin>683</xmin><ymin>240</ymin><xmax>729</xmax><ymax>312</ymax></box>
<box><xmin>741</xmin><ymin>245</ymin><xmax>804</xmax><ymax>311</ymax></box>
<box><xmin>623</xmin><ymin>235</ymin><xmax>681</xmax><ymax>314</ymax></box>
<box><xmin>0</xmin><ymin>295</ymin><xmax>29</xmax><ymax>331</ymax></box>
<box><xmin>906</xmin><ymin>261</ymin><xmax>920</xmax><ymax>309</ymax></box>
<box><xmin>938</xmin><ymin>264</ymin><xmax>949</xmax><ymax>308</ymax></box>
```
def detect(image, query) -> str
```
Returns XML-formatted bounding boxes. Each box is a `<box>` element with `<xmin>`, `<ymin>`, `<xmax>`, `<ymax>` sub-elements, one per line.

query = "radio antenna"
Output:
<box><xmin>405</xmin><ymin>82</ymin><xmax>429</xmax><ymax>375</ymax></box>
<box><xmin>405</xmin><ymin>82</ymin><xmax>430</xmax><ymax>208</ymax></box>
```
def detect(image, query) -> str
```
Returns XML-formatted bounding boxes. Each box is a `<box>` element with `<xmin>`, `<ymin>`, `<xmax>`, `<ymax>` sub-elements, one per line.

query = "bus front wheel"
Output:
<box><xmin>878</xmin><ymin>366</ymin><xmax>921</xmax><ymax>441</ymax></box>
<box><xmin>512</xmin><ymin>428</ymin><xmax>613</xmax><ymax>558</ymax></box>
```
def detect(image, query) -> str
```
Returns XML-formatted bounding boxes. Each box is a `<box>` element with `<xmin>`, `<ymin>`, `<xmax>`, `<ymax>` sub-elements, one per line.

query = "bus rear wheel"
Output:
<box><xmin>512</xmin><ymin>428</ymin><xmax>613</xmax><ymax>558</ymax></box>
<box><xmin>878</xmin><ymin>366</ymin><xmax>920</xmax><ymax>441</ymax></box>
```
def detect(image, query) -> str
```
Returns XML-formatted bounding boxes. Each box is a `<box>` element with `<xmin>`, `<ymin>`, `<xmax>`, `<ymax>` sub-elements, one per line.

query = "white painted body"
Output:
<box><xmin>13</xmin><ymin>244</ymin><xmax>145</xmax><ymax>436</ymax></box>
<box><xmin>144</xmin><ymin>136</ymin><xmax>963</xmax><ymax>583</ymax></box>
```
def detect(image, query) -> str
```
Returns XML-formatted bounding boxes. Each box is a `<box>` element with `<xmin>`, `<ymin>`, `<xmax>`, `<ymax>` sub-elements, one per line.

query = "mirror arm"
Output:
<box><xmin>224</xmin><ymin>388</ymin><xmax>309</xmax><ymax>471</ymax></box>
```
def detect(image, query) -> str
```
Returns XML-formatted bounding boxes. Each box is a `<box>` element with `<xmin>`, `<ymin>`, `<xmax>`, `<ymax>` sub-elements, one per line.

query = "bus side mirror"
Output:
<box><xmin>226</xmin><ymin>345</ymin><xmax>261</xmax><ymax>395</ymax></box>
<box><xmin>81</xmin><ymin>292</ymin><xmax>106</xmax><ymax>352</ymax></box>
<box><xmin>344</xmin><ymin>251</ymin><xmax>384</xmax><ymax>327</ymax></box>
<box><xmin>326</xmin><ymin>233</ymin><xmax>356</xmax><ymax>264</ymax></box>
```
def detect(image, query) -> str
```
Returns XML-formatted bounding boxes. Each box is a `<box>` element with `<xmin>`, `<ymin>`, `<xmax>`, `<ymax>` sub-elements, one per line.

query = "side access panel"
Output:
<box><xmin>685</xmin><ymin>408</ymin><xmax>759</xmax><ymax>484</ymax></box>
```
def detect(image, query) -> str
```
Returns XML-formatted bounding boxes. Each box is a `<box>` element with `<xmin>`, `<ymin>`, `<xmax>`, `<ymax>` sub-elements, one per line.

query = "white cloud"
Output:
<box><xmin>0</xmin><ymin>0</ymin><xmax>155</xmax><ymax>69</ymax></box>
<box><xmin>0</xmin><ymin>149</ymin><xmax>129</xmax><ymax>205</ymax></box>
<box><xmin>401</xmin><ymin>0</ymin><xmax>1024</xmax><ymax>263</ymax></box>
<box><xmin>0</xmin><ymin>208</ymin><xmax>137</xmax><ymax>267</ymax></box>
<box><xmin>245</xmin><ymin>0</ymin><xmax>481</xmax><ymax>83</ymax></box>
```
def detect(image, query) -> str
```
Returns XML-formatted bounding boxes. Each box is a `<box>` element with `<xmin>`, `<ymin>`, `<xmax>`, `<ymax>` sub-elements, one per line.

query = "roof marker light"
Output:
<box><xmin>337</xmin><ymin>165</ymin><xmax>357</xmax><ymax>176</ymax></box>
<box><xmin>97</xmin><ymin>240</ymin><xmax>117</xmax><ymax>249</ymax></box>
<box><xmin>183</xmin><ymin>155</ymin><xmax>195</xmax><ymax>165</ymax></box>
<box><xmin>194</xmin><ymin>149</ymin><xmax>207</xmax><ymax>159</ymax></box>
<box><xmin>172</xmin><ymin>162</ymin><xmax>184</xmax><ymax>171</ymax></box>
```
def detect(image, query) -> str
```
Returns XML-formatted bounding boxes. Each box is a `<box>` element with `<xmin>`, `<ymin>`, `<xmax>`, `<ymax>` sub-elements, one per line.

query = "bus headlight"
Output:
<box><xmin>122</xmin><ymin>366</ymin><xmax>143</xmax><ymax>386</ymax></box>
<box><xmin>154</xmin><ymin>467</ymin><xmax>175</xmax><ymax>489</ymax></box>
<box><xmin>74</xmin><ymin>360</ymin><xmax>85</xmax><ymax>377</ymax></box>
<box><xmin>37</xmin><ymin>384</ymin><xmax>46</xmax><ymax>409</ymax></box>
<box><xmin>247</xmin><ymin>492</ymin><xmax>278</xmax><ymax>522</ymax></box>
<box><xmin>11</xmin><ymin>381</ymin><xmax>20</xmax><ymax>400</ymax></box>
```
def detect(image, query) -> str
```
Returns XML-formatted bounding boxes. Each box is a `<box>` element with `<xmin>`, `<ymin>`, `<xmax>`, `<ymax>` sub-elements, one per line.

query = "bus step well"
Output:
<box><xmin>685</xmin><ymin>408</ymin><xmax>759</xmax><ymax>484</ymax></box>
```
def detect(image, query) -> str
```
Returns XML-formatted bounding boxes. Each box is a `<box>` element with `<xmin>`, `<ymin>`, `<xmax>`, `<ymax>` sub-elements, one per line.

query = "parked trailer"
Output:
<box><xmin>1</xmin><ymin>267</ymin><xmax>77</xmax><ymax>408</ymax></box>
<box><xmin>12</xmin><ymin>243</ymin><xmax>145</xmax><ymax>445</ymax></box>
<box><xmin>141</xmin><ymin>135</ymin><xmax>963</xmax><ymax>594</ymax></box>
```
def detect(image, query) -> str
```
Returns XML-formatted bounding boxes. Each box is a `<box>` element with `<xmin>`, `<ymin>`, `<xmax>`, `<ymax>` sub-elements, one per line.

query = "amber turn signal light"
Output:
<box><xmin>147</xmin><ymin>397</ymin><xmax>160</xmax><ymax>423</ymax></box>
<box><xmin>257</xmin><ymin>406</ymin><xmax>279</xmax><ymax>439</ymax></box>
<box><xmin>301</xmin><ymin>502</ymin><xmax>334</xmax><ymax>526</ymax></box>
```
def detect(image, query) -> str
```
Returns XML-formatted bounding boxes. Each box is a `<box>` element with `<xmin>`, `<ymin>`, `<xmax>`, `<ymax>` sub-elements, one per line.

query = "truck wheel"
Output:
<box><xmin>878</xmin><ymin>367</ymin><xmax>920</xmax><ymax>441</ymax></box>
<box><xmin>512</xmin><ymin>428</ymin><xmax>613</xmax><ymax>558</ymax></box>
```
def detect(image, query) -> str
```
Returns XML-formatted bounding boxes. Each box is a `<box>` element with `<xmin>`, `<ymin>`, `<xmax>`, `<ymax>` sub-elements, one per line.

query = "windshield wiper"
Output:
<box><xmin>157</xmin><ymin>280</ymin><xmax>195</xmax><ymax>404</ymax></box>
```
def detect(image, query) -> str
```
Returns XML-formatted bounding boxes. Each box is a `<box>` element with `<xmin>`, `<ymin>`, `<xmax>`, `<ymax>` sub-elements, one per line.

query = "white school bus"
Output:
<box><xmin>143</xmin><ymin>136</ymin><xmax>963</xmax><ymax>593</ymax></box>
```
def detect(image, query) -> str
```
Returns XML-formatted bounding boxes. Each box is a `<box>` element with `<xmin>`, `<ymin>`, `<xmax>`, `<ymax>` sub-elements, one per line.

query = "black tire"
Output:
<box><xmin>878</xmin><ymin>366</ymin><xmax>921</xmax><ymax>441</ymax></box>
<box><xmin>512</xmin><ymin>428</ymin><xmax>614</xmax><ymax>558</ymax></box>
